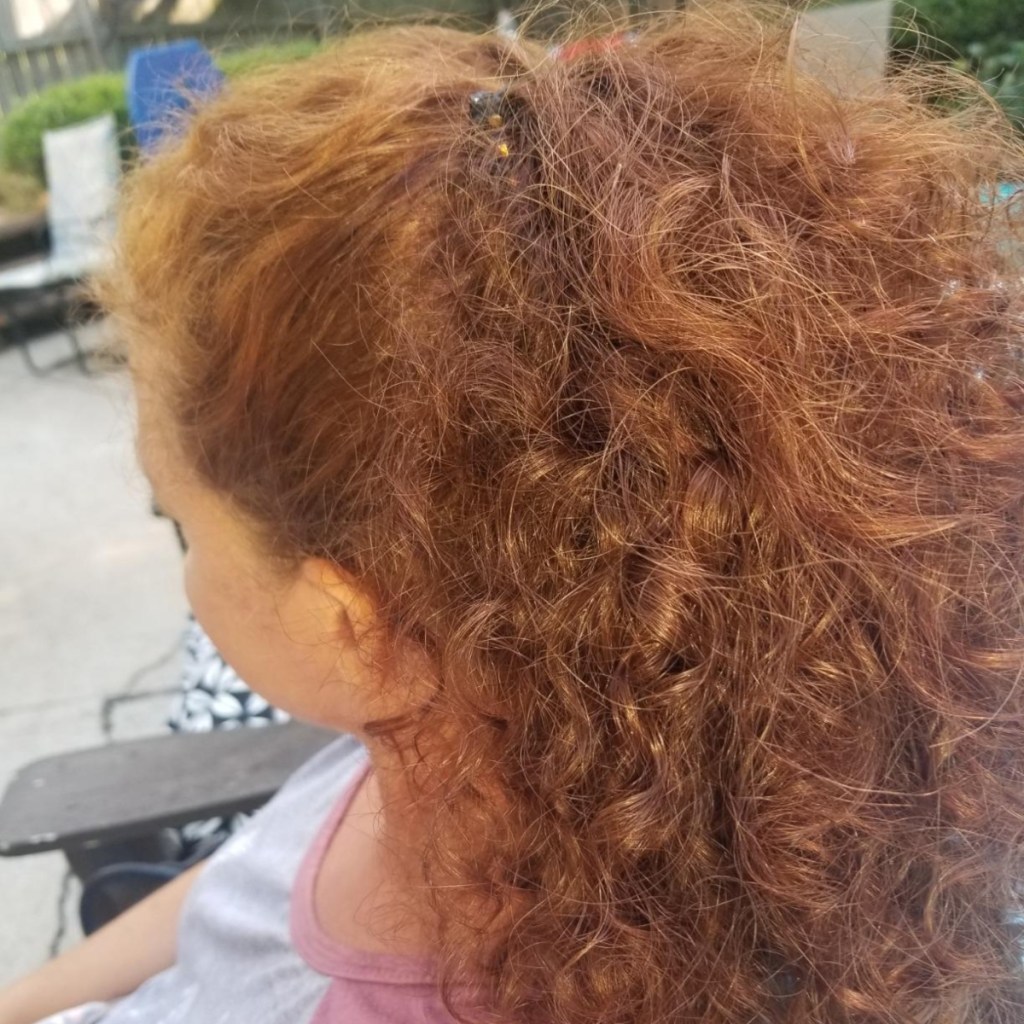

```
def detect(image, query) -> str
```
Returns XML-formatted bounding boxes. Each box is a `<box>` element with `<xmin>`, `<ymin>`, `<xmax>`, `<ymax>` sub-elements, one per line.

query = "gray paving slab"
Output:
<box><xmin>106</xmin><ymin>680</ymin><xmax>181</xmax><ymax>743</ymax></box>
<box><xmin>0</xmin><ymin>853</ymin><xmax>73</xmax><ymax>982</ymax></box>
<box><xmin>0</xmin><ymin>331</ymin><xmax>188</xmax><ymax>714</ymax></box>
<box><xmin>0</xmin><ymin>329</ymin><xmax>189</xmax><ymax>987</ymax></box>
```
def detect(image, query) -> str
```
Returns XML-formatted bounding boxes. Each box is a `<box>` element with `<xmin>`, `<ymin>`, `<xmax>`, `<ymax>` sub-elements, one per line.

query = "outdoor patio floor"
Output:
<box><xmin>0</xmin><ymin>327</ymin><xmax>187</xmax><ymax>986</ymax></box>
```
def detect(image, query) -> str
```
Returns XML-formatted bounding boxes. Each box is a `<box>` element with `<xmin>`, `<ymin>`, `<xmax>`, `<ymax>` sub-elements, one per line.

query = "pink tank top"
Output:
<box><xmin>291</xmin><ymin>758</ymin><xmax>459</xmax><ymax>1023</ymax></box>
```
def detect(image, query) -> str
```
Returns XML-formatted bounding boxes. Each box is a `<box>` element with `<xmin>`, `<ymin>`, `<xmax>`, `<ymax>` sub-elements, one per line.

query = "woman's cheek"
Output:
<box><xmin>181</xmin><ymin>547</ymin><xmax>234</xmax><ymax>660</ymax></box>
<box><xmin>181</xmin><ymin>548</ymin><xmax>212</xmax><ymax>630</ymax></box>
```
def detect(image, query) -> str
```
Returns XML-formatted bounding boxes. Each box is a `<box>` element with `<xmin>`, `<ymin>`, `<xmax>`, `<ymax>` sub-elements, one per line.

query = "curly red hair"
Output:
<box><xmin>99</xmin><ymin>4</ymin><xmax>1024</xmax><ymax>1021</ymax></box>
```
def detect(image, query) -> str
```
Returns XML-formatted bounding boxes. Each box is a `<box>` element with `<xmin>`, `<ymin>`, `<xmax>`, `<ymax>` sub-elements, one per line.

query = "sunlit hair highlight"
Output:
<box><xmin>98</xmin><ymin>4</ymin><xmax>1024</xmax><ymax>1021</ymax></box>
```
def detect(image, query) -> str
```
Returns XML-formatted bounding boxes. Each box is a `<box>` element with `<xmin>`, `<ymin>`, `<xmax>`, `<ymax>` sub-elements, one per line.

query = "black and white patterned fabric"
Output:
<box><xmin>167</xmin><ymin>615</ymin><xmax>290</xmax><ymax>857</ymax></box>
<box><xmin>169</xmin><ymin>618</ymin><xmax>290</xmax><ymax>733</ymax></box>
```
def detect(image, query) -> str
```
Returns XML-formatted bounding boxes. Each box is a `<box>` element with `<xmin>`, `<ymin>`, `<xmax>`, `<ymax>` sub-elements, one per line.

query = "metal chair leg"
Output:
<box><xmin>65</xmin><ymin>324</ymin><xmax>92</xmax><ymax>375</ymax></box>
<box><xmin>9</xmin><ymin>320</ymin><xmax>51</xmax><ymax>378</ymax></box>
<box><xmin>15</xmin><ymin>328</ymin><xmax>86</xmax><ymax>376</ymax></box>
<box><xmin>5</xmin><ymin>300</ymin><xmax>92</xmax><ymax>376</ymax></box>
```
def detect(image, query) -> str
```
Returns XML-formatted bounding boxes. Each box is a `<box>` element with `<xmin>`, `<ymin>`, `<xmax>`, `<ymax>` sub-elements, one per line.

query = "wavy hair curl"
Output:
<box><xmin>99</xmin><ymin>4</ymin><xmax>1024</xmax><ymax>1021</ymax></box>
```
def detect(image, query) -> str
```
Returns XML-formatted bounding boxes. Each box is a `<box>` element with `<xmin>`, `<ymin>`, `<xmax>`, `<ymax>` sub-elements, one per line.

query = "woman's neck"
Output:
<box><xmin>313</xmin><ymin>738</ymin><xmax>438</xmax><ymax>957</ymax></box>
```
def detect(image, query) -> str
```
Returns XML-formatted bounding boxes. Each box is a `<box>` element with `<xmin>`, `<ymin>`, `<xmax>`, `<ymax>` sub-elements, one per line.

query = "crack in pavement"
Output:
<box><xmin>99</xmin><ymin>638</ymin><xmax>181</xmax><ymax>742</ymax></box>
<box><xmin>48</xmin><ymin>867</ymin><xmax>72</xmax><ymax>959</ymax></box>
<box><xmin>0</xmin><ymin>638</ymin><xmax>181</xmax><ymax>723</ymax></box>
<box><xmin>100</xmin><ymin>685</ymin><xmax>180</xmax><ymax>743</ymax></box>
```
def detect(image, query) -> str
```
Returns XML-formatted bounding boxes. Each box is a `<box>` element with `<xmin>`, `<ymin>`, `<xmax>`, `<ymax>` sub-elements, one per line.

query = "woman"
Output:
<box><xmin>3</xmin><ymin>3</ymin><xmax>1024</xmax><ymax>1021</ymax></box>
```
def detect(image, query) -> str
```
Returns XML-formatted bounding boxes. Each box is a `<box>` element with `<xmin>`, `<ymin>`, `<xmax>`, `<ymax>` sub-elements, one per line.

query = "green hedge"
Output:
<box><xmin>0</xmin><ymin>73</ymin><xmax>129</xmax><ymax>183</ymax></box>
<box><xmin>0</xmin><ymin>40</ymin><xmax>320</xmax><ymax>184</ymax></box>
<box><xmin>895</xmin><ymin>0</ymin><xmax>1024</xmax><ymax>58</ymax></box>
<box><xmin>214</xmin><ymin>38</ymin><xmax>320</xmax><ymax>78</ymax></box>
<box><xmin>959</xmin><ymin>40</ymin><xmax>1024</xmax><ymax>128</ymax></box>
<box><xmin>888</xmin><ymin>0</ymin><xmax>1024</xmax><ymax>128</ymax></box>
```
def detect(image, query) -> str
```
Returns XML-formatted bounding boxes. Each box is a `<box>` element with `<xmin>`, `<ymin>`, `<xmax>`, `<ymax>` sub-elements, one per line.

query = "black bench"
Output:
<box><xmin>0</xmin><ymin>720</ymin><xmax>336</xmax><ymax>882</ymax></box>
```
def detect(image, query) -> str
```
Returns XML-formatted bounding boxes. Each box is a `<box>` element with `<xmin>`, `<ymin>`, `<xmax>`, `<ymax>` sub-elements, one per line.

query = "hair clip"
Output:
<box><xmin>469</xmin><ymin>88</ymin><xmax>513</xmax><ymax>162</ymax></box>
<box><xmin>469</xmin><ymin>88</ymin><xmax>509</xmax><ymax>129</ymax></box>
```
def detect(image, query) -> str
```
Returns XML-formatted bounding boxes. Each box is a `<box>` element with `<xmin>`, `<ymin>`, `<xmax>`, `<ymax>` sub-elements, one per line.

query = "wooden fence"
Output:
<box><xmin>0</xmin><ymin>36</ymin><xmax>103</xmax><ymax>114</ymax></box>
<box><xmin>0</xmin><ymin>18</ymin><xmax>325</xmax><ymax>116</ymax></box>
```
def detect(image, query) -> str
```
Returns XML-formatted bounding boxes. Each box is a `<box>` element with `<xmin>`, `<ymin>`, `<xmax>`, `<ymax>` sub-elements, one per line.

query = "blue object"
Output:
<box><xmin>125</xmin><ymin>40</ymin><xmax>224</xmax><ymax>155</ymax></box>
<box><xmin>979</xmin><ymin>183</ymin><xmax>1021</xmax><ymax>206</ymax></box>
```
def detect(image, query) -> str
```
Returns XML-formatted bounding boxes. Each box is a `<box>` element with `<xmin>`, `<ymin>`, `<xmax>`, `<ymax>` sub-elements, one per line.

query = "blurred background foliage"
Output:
<box><xmin>1</xmin><ymin>0</ymin><xmax>1024</xmax><ymax>198</ymax></box>
<box><xmin>0</xmin><ymin>40</ymin><xmax>323</xmax><ymax>185</ymax></box>
<box><xmin>78</xmin><ymin>0</ymin><xmax>1024</xmax><ymax>133</ymax></box>
<box><xmin>889</xmin><ymin>0</ymin><xmax>1024</xmax><ymax>126</ymax></box>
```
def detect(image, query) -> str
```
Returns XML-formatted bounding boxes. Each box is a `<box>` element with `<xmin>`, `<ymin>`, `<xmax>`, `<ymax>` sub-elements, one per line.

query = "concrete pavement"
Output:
<box><xmin>0</xmin><ymin>327</ymin><xmax>188</xmax><ymax>986</ymax></box>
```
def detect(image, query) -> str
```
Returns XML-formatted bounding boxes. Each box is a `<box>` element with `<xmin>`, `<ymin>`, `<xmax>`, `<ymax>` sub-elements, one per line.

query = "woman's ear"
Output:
<box><xmin>295</xmin><ymin>557</ymin><xmax>437</xmax><ymax>726</ymax></box>
<box><xmin>299</xmin><ymin>558</ymin><xmax>379</xmax><ymax>649</ymax></box>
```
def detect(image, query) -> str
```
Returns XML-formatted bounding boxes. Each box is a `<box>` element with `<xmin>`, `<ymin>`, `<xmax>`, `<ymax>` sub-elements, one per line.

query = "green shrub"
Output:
<box><xmin>0</xmin><ymin>73</ymin><xmax>129</xmax><ymax>183</ymax></box>
<box><xmin>893</xmin><ymin>0</ymin><xmax>1024</xmax><ymax>58</ymax></box>
<box><xmin>215</xmin><ymin>37</ymin><xmax>321</xmax><ymax>78</ymax></box>
<box><xmin>885</xmin><ymin>2</ymin><xmax>1024</xmax><ymax>133</ymax></box>
<box><xmin>958</xmin><ymin>39</ymin><xmax>1024</xmax><ymax>129</ymax></box>
<box><xmin>0</xmin><ymin>39</ymin><xmax>321</xmax><ymax>185</ymax></box>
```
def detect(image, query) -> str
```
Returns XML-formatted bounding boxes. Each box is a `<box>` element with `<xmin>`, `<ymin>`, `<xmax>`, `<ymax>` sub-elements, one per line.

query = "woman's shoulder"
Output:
<box><xmin>93</xmin><ymin>735</ymin><xmax>371</xmax><ymax>1024</ymax></box>
<box><xmin>186</xmin><ymin>729</ymin><xmax>366</xmax><ymax>887</ymax></box>
<box><xmin>219</xmin><ymin>730</ymin><xmax>369</xmax><ymax>868</ymax></box>
<box><xmin>272</xmin><ymin>732</ymin><xmax>369</xmax><ymax>808</ymax></box>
